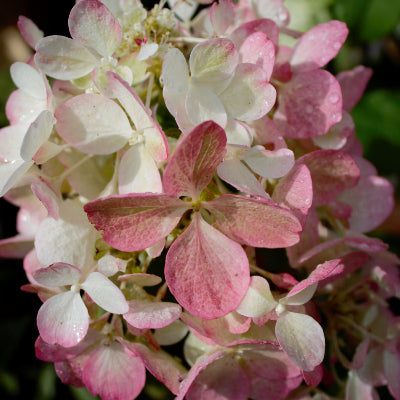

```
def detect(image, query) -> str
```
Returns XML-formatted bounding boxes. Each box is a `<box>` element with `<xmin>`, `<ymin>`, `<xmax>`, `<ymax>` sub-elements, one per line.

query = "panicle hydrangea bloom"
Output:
<box><xmin>0</xmin><ymin>0</ymin><xmax>398</xmax><ymax>399</ymax></box>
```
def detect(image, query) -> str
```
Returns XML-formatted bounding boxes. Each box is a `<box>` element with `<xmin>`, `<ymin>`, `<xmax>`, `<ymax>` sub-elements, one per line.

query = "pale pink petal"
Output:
<box><xmin>244</xmin><ymin>146</ymin><xmax>294</xmax><ymax>179</ymax></box>
<box><xmin>250</xmin><ymin>0</ymin><xmax>290</xmax><ymax>28</ymax></box>
<box><xmin>186</xmin><ymin>85</ymin><xmax>227</xmax><ymax>127</ymax></box>
<box><xmin>346</xmin><ymin>371</ymin><xmax>380</xmax><ymax>400</ymax></box>
<box><xmin>146</xmin><ymin>238</ymin><xmax>165</xmax><ymax>258</ymax></box>
<box><xmin>32</xmin><ymin>141</ymin><xmax>63</xmax><ymax>164</ymax></box>
<box><xmin>168</xmin><ymin>0</ymin><xmax>198</xmax><ymax>22</ymax></box>
<box><xmin>33</xmin><ymin>262</ymin><xmax>81</xmax><ymax>287</ymax></box>
<box><xmin>239</xmin><ymin>31</ymin><xmax>275</xmax><ymax>80</ymax></box>
<box><xmin>123</xmin><ymin>341</ymin><xmax>187</xmax><ymax>395</ymax></box>
<box><xmin>291</xmin><ymin>21</ymin><xmax>348</xmax><ymax>72</ymax></box>
<box><xmin>0</xmin><ymin>160</ymin><xmax>33</xmax><ymax>198</ymax></box>
<box><xmin>17</xmin><ymin>16</ymin><xmax>44</xmax><ymax>49</ymax></box>
<box><xmin>303</xmin><ymin>364</ymin><xmax>323</xmax><ymax>387</ymax></box>
<box><xmin>105</xmin><ymin>72</ymin><xmax>168</xmax><ymax>162</ymax></box>
<box><xmin>275</xmin><ymin>70</ymin><xmax>343</xmax><ymax>139</ymax></box>
<box><xmin>280</xmin><ymin>283</ymin><xmax>317</xmax><ymax>306</ymax></box>
<box><xmin>83</xmin><ymin>341</ymin><xmax>145</xmax><ymax>400</ymax></box>
<box><xmin>54</xmin><ymin>360</ymin><xmax>84</xmax><ymax>387</ymax></box>
<box><xmin>337</xmin><ymin>65</ymin><xmax>373</xmax><ymax>111</ymax></box>
<box><xmin>210</xmin><ymin>0</ymin><xmax>235</xmax><ymax>35</ymax></box>
<box><xmin>206</xmin><ymin>194</ymin><xmax>302</xmax><ymax>248</ymax></box>
<box><xmin>230</xmin><ymin>19</ymin><xmax>280</xmax><ymax>48</ymax></box>
<box><xmin>225</xmin><ymin>119</ymin><xmax>253</xmax><ymax>146</ymax></box>
<box><xmin>163</xmin><ymin>120</ymin><xmax>227</xmax><ymax>199</ymax></box>
<box><xmin>55</xmin><ymin>93</ymin><xmax>131</xmax><ymax>154</ymax></box>
<box><xmin>186</xmin><ymin>355</ymin><xmax>250</xmax><ymax>400</ymax></box>
<box><xmin>236</xmin><ymin>276</ymin><xmax>277</xmax><ymax>318</ymax></box>
<box><xmin>69</xmin><ymin>0</ymin><xmax>122</xmax><ymax>57</ymax></box>
<box><xmin>0</xmin><ymin>235</ymin><xmax>33</xmax><ymax>258</ymax></box>
<box><xmin>30</xmin><ymin>176</ymin><xmax>60</xmax><ymax>220</ymax></box>
<box><xmin>217</xmin><ymin>158</ymin><xmax>269</xmax><ymax>198</ymax></box>
<box><xmin>34</xmin><ymin>36</ymin><xmax>98</xmax><ymax>80</ymax></box>
<box><xmin>351</xmin><ymin>338</ymin><xmax>370</xmax><ymax>370</ymax></box>
<box><xmin>383</xmin><ymin>348</ymin><xmax>400</xmax><ymax>400</ymax></box>
<box><xmin>153</xmin><ymin>320</ymin><xmax>189</xmax><ymax>346</ymax></box>
<box><xmin>189</xmin><ymin>38</ymin><xmax>238</xmax><ymax>92</ymax></box>
<box><xmin>220</xmin><ymin>63</ymin><xmax>276</xmax><ymax>121</ymax></box>
<box><xmin>223</xmin><ymin>312</ymin><xmax>251</xmax><ymax>334</ymax></box>
<box><xmin>10</xmin><ymin>62</ymin><xmax>47</xmax><ymax>100</ymax></box>
<box><xmin>98</xmin><ymin>254</ymin><xmax>127</xmax><ymax>276</ymax></box>
<box><xmin>123</xmin><ymin>300</ymin><xmax>182</xmax><ymax>329</ymax></box>
<box><xmin>118</xmin><ymin>145</ymin><xmax>162</xmax><ymax>194</ymax></box>
<box><xmin>0</xmin><ymin>124</ymin><xmax>27</xmax><ymax>162</ymax></box>
<box><xmin>161</xmin><ymin>48</ymin><xmax>189</xmax><ymax>94</ymax></box>
<box><xmin>20</xmin><ymin>110</ymin><xmax>55</xmax><ymax>161</ymax></box>
<box><xmin>37</xmin><ymin>290</ymin><xmax>89</xmax><ymax>347</ymax></box>
<box><xmin>296</xmin><ymin>149</ymin><xmax>360</xmax><ymax>206</ymax></box>
<box><xmin>81</xmin><ymin>271</ymin><xmax>129</xmax><ymax>314</ymax></box>
<box><xmin>272</xmin><ymin>163</ymin><xmax>313</xmax><ymax>228</ymax></box>
<box><xmin>84</xmin><ymin>194</ymin><xmax>188</xmax><ymax>251</ymax></box>
<box><xmin>165</xmin><ymin>213</ymin><xmax>250</xmax><ymax>319</ymax></box>
<box><xmin>275</xmin><ymin>311</ymin><xmax>325</xmax><ymax>371</ymax></box>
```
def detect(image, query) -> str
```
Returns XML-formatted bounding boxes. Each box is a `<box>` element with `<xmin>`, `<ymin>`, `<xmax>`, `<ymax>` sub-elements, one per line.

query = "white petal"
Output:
<box><xmin>161</xmin><ymin>48</ymin><xmax>189</xmax><ymax>94</ymax></box>
<box><xmin>280</xmin><ymin>283</ymin><xmax>318</xmax><ymax>306</ymax></box>
<box><xmin>10</xmin><ymin>62</ymin><xmax>47</xmax><ymax>100</ymax></box>
<box><xmin>118</xmin><ymin>145</ymin><xmax>162</xmax><ymax>194</ymax></box>
<box><xmin>33</xmin><ymin>262</ymin><xmax>81</xmax><ymax>287</ymax></box>
<box><xmin>153</xmin><ymin>320</ymin><xmax>189</xmax><ymax>346</ymax></box>
<box><xmin>0</xmin><ymin>160</ymin><xmax>32</xmax><ymax>197</ymax></box>
<box><xmin>81</xmin><ymin>271</ymin><xmax>129</xmax><ymax>314</ymax></box>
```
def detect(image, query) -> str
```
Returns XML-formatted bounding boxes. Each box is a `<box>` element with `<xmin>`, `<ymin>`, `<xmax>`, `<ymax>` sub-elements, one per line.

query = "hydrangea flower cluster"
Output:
<box><xmin>0</xmin><ymin>0</ymin><xmax>399</xmax><ymax>399</ymax></box>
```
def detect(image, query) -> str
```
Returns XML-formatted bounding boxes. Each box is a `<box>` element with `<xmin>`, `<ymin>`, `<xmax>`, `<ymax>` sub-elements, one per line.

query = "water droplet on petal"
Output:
<box><xmin>333</xmin><ymin>42</ymin><xmax>341</xmax><ymax>50</ymax></box>
<box><xmin>329</xmin><ymin>94</ymin><xmax>340</xmax><ymax>104</ymax></box>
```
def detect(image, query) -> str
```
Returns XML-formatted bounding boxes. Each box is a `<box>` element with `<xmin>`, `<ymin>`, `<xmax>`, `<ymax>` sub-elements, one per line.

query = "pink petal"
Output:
<box><xmin>272</xmin><ymin>163</ymin><xmax>313</xmax><ymax>228</ymax></box>
<box><xmin>220</xmin><ymin>63</ymin><xmax>276</xmax><ymax>121</ymax></box>
<box><xmin>54</xmin><ymin>360</ymin><xmax>84</xmax><ymax>387</ymax></box>
<box><xmin>239</xmin><ymin>31</ymin><xmax>275</xmax><ymax>81</ymax></box>
<box><xmin>0</xmin><ymin>235</ymin><xmax>33</xmax><ymax>259</ymax></box>
<box><xmin>296</xmin><ymin>149</ymin><xmax>360</xmax><ymax>206</ymax></box>
<box><xmin>118</xmin><ymin>273</ymin><xmax>162</xmax><ymax>286</ymax></box>
<box><xmin>230</xmin><ymin>19</ymin><xmax>280</xmax><ymax>48</ymax></box>
<box><xmin>163</xmin><ymin>120</ymin><xmax>227</xmax><ymax>199</ymax></box>
<box><xmin>275</xmin><ymin>69</ymin><xmax>343</xmax><ymax>139</ymax></box>
<box><xmin>84</xmin><ymin>194</ymin><xmax>188</xmax><ymax>251</ymax></box>
<box><xmin>83</xmin><ymin>341</ymin><xmax>145</xmax><ymax>400</ymax></box>
<box><xmin>34</xmin><ymin>36</ymin><xmax>98</xmax><ymax>80</ymax></box>
<box><xmin>123</xmin><ymin>300</ymin><xmax>181</xmax><ymax>329</ymax></box>
<box><xmin>68</xmin><ymin>0</ymin><xmax>122</xmax><ymax>57</ymax></box>
<box><xmin>383</xmin><ymin>348</ymin><xmax>400</xmax><ymax>400</ymax></box>
<box><xmin>81</xmin><ymin>271</ymin><xmax>129</xmax><ymax>314</ymax></box>
<box><xmin>55</xmin><ymin>93</ymin><xmax>131</xmax><ymax>155</ymax></box>
<box><xmin>206</xmin><ymin>194</ymin><xmax>302</xmax><ymax>248</ymax></box>
<box><xmin>123</xmin><ymin>341</ymin><xmax>187</xmax><ymax>395</ymax></box>
<box><xmin>346</xmin><ymin>371</ymin><xmax>380</xmax><ymax>400</ymax></box>
<box><xmin>33</xmin><ymin>262</ymin><xmax>81</xmax><ymax>287</ymax></box>
<box><xmin>291</xmin><ymin>21</ymin><xmax>348</xmax><ymax>72</ymax></box>
<box><xmin>185</xmin><ymin>355</ymin><xmax>250</xmax><ymax>400</ymax></box>
<box><xmin>210</xmin><ymin>0</ymin><xmax>235</xmax><ymax>35</ymax></box>
<box><xmin>37</xmin><ymin>290</ymin><xmax>89</xmax><ymax>347</ymax></box>
<box><xmin>337</xmin><ymin>65</ymin><xmax>373</xmax><ymax>111</ymax></box>
<box><xmin>17</xmin><ymin>16</ymin><xmax>44</xmax><ymax>49</ymax></box>
<box><xmin>105</xmin><ymin>72</ymin><xmax>168</xmax><ymax>162</ymax></box>
<box><xmin>30</xmin><ymin>176</ymin><xmax>60</xmax><ymax>220</ymax></box>
<box><xmin>165</xmin><ymin>213</ymin><xmax>250</xmax><ymax>319</ymax></box>
<box><xmin>275</xmin><ymin>311</ymin><xmax>325</xmax><ymax>371</ymax></box>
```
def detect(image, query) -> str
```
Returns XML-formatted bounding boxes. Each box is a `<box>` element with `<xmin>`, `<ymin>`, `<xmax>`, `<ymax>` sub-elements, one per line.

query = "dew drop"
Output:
<box><xmin>333</xmin><ymin>42</ymin><xmax>341</xmax><ymax>50</ymax></box>
<box><xmin>329</xmin><ymin>94</ymin><xmax>340</xmax><ymax>104</ymax></box>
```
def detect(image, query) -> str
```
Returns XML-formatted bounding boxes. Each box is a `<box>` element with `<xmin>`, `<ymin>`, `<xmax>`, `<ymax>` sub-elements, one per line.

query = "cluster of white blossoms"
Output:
<box><xmin>0</xmin><ymin>0</ymin><xmax>399</xmax><ymax>399</ymax></box>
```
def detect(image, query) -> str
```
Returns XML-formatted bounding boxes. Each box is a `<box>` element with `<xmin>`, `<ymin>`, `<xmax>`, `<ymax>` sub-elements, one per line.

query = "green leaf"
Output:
<box><xmin>352</xmin><ymin>89</ymin><xmax>400</xmax><ymax>150</ymax></box>
<box><xmin>359</xmin><ymin>0</ymin><xmax>400</xmax><ymax>41</ymax></box>
<box><xmin>70</xmin><ymin>386</ymin><xmax>99</xmax><ymax>400</ymax></box>
<box><xmin>331</xmin><ymin>0</ymin><xmax>367</xmax><ymax>30</ymax></box>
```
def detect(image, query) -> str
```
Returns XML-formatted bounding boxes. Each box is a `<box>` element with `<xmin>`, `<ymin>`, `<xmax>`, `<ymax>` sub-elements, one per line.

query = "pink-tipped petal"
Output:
<box><xmin>68</xmin><ymin>0</ymin><xmax>122</xmax><ymax>57</ymax></box>
<box><xmin>207</xmin><ymin>194</ymin><xmax>302</xmax><ymax>248</ymax></box>
<box><xmin>17</xmin><ymin>16</ymin><xmax>44</xmax><ymax>49</ymax></box>
<box><xmin>37</xmin><ymin>291</ymin><xmax>89</xmax><ymax>348</ymax></box>
<box><xmin>291</xmin><ymin>21</ymin><xmax>348</xmax><ymax>72</ymax></box>
<box><xmin>33</xmin><ymin>262</ymin><xmax>81</xmax><ymax>287</ymax></box>
<box><xmin>165</xmin><ymin>213</ymin><xmax>250</xmax><ymax>319</ymax></box>
<box><xmin>163</xmin><ymin>120</ymin><xmax>227</xmax><ymax>199</ymax></box>
<box><xmin>84</xmin><ymin>194</ymin><xmax>188</xmax><ymax>251</ymax></box>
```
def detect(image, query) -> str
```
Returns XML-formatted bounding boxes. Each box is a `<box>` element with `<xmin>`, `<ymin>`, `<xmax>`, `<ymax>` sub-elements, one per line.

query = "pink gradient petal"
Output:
<box><xmin>275</xmin><ymin>70</ymin><xmax>343</xmax><ymax>139</ymax></box>
<box><xmin>230</xmin><ymin>19</ymin><xmax>280</xmax><ymax>48</ymax></box>
<box><xmin>165</xmin><ymin>213</ymin><xmax>250</xmax><ymax>319</ymax></box>
<box><xmin>210</xmin><ymin>0</ymin><xmax>235</xmax><ymax>35</ymax></box>
<box><xmin>30</xmin><ymin>176</ymin><xmax>60</xmax><ymax>220</ymax></box>
<box><xmin>296</xmin><ymin>149</ymin><xmax>360</xmax><ymax>206</ymax></box>
<box><xmin>272</xmin><ymin>163</ymin><xmax>313</xmax><ymax>228</ymax></box>
<box><xmin>0</xmin><ymin>235</ymin><xmax>33</xmax><ymax>259</ymax></box>
<box><xmin>83</xmin><ymin>341</ymin><xmax>145</xmax><ymax>400</ymax></box>
<box><xmin>37</xmin><ymin>290</ymin><xmax>89</xmax><ymax>348</ymax></box>
<box><xmin>163</xmin><ymin>120</ymin><xmax>227</xmax><ymax>199</ymax></box>
<box><xmin>123</xmin><ymin>300</ymin><xmax>181</xmax><ymax>329</ymax></box>
<box><xmin>17</xmin><ymin>16</ymin><xmax>44</xmax><ymax>49</ymax></box>
<box><xmin>69</xmin><ymin>0</ymin><xmax>122</xmax><ymax>57</ymax></box>
<box><xmin>84</xmin><ymin>194</ymin><xmax>188</xmax><ymax>251</ymax></box>
<box><xmin>206</xmin><ymin>194</ymin><xmax>302</xmax><ymax>248</ymax></box>
<box><xmin>291</xmin><ymin>21</ymin><xmax>348</xmax><ymax>72</ymax></box>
